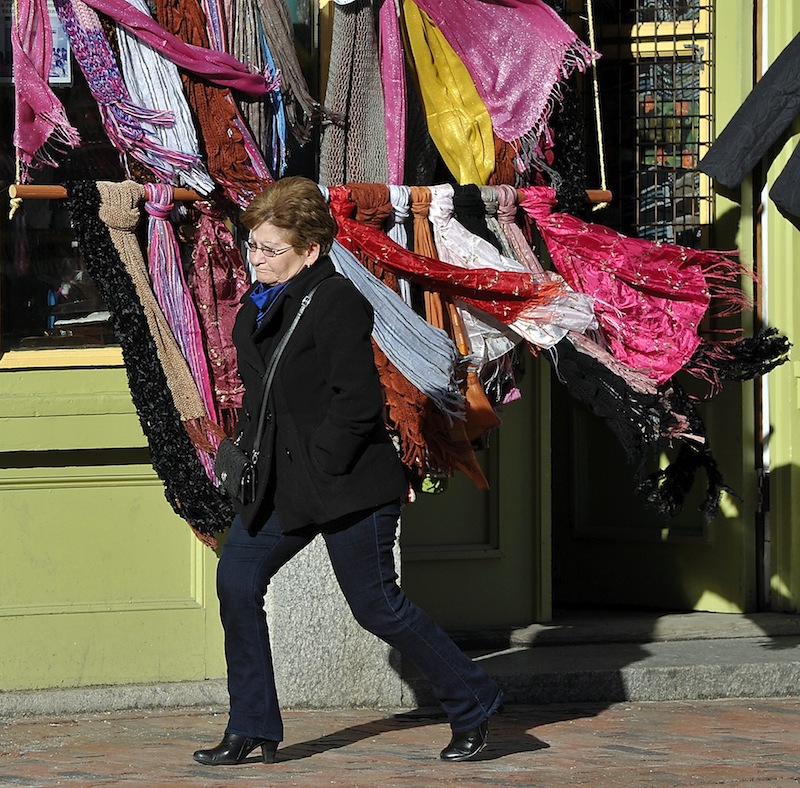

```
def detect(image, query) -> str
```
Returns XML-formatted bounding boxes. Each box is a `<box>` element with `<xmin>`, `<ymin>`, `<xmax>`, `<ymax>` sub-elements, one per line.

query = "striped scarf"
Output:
<box><xmin>144</xmin><ymin>183</ymin><xmax>222</xmax><ymax>480</ymax></box>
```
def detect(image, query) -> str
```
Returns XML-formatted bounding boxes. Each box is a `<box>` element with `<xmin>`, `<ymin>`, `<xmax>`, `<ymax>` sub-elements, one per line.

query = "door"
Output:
<box><xmin>550</xmin><ymin>375</ymin><xmax>758</xmax><ymax>614</ymax></box>
<box><xmin>400</xmin><ymin>356</ymin><xmax>550</xmax><ymax>629</ymax></box>
<box><xmin>548</xmin><ymin>1</ymin><xmax>759</xmax><ymax>615</ymax></box>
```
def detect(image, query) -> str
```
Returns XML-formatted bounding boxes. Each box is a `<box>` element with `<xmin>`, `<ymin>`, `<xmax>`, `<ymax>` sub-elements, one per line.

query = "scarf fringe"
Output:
<box><xmin>183</xmin><ymin>416</ymin><xmax>226</xmax><ymax>453</ymax></box>
<box><xmin>639</xmin><ymin>442</ymin><xmax>736</xmax><ymax>523</ymax></box>
<box><xmin>23</xmin><ymin>112</ymin><xmax>82</xmax><ymax>171</ymax></box>
<box><xmin>509</xmin><ymin>37</ymin><xmax>599</xmax><ymax>168</ymax></box>
<box><xmin>546</xmin><ymin>336</ymin><xmax>737</xmax><ymax>520</ymax></box>
<box><xmin>698</xmin><ymin>250</ymin><xmax>754</xmax><ymax>318</ymax></box>
<box><xmin>688</xmin><ymin>327</ymin><xmax>791</xmax><ymax>395</ymax></box>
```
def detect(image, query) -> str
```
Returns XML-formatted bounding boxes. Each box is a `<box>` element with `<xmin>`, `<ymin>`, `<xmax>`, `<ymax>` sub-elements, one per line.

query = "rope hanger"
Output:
<box><xmin>586</xmin><ymin>0</ymin><xmax>609</xmax><ymax>211</ymax></box>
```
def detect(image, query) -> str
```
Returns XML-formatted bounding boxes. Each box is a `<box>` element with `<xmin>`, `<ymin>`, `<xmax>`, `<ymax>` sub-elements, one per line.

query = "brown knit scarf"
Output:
<box><xmin>348</xmin><ymin>182</ymin><xmax>400</xmax><ymax>292</ymax></box>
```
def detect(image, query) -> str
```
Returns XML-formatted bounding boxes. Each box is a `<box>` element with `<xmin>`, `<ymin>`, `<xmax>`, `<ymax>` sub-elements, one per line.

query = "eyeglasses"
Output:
<box><xmin>246</xmin><ymin>240</ymin><xmax>294</xmax><ymax>257</ymax></box>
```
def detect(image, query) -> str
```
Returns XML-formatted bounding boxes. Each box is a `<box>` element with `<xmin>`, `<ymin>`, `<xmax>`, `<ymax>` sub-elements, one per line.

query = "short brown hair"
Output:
<box><xmin>240</xmin><ymin>177</ymin><xmax>336</xmax><ymax>256</ymax></box>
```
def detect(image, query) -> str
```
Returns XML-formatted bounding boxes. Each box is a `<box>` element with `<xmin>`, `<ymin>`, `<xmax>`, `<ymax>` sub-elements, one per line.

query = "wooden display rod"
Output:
<box><xmin>9</xmin><ymin>184</ymin><xmax>203</xmax><ymax>201</ymax></box>
<box><xmin>9</xmin><ymin>183</ymin><xmax>613</xmax><ymax>204</ymax></box>
<box><xmin>586</xmin><ymin>189</ymin><xmax>612</xmax><ymax>203</ymax></box>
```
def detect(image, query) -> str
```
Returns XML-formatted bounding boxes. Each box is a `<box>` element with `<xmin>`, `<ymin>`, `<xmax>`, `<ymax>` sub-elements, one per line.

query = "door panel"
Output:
<box><xmin>400</xmin><ymin>359</ymin><xmax>548</xmax><ymax>629</ymax></box>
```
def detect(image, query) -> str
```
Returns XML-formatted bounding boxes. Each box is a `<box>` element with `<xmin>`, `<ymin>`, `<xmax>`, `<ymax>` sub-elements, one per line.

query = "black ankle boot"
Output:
<box><xmin>439</xmin><ymin>720</ymin><xmax>489</xmax><ymax>761</ymax></box>
<box><xmin>193</xmin><ymin>733</ymin><xmax>279</xmax><ymax>765</ymax></box>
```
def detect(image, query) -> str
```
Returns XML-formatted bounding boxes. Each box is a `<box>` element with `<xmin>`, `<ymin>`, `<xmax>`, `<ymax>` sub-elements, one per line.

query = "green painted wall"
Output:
<box><xmin>764</xmin><ymin>3</ymin><xmax>800</xmax><ymax>612</ymax></box>
<box><xmin>0</xmin><ymin>361</ymin><xmax>225</xmax><ymax>691</ymax></box>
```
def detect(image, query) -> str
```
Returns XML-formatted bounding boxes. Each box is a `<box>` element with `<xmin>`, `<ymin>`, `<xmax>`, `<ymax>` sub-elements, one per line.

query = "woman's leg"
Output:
<box><xmin>322</xmin><ymin>502</ymin><xmax>502</xmax><ymax>734</ymax></box>
<box><xmin>217</xmin><ymin>512</ymin><xmax>314</xmax><ymax>741</ymax></box>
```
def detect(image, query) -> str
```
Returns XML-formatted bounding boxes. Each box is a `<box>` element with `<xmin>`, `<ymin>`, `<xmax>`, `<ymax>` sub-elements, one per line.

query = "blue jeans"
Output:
<box><xmin>217</xmin><ymin>501</ymin><xmax>502</xmax><ymax>742</ymax></box>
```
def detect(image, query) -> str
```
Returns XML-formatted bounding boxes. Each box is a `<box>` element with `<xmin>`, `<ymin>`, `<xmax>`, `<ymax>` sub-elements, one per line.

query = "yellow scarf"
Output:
<box><xmin>400</xmin><ymin>0</ymin><xmax>495</xmax><ymax>185</ymax></box>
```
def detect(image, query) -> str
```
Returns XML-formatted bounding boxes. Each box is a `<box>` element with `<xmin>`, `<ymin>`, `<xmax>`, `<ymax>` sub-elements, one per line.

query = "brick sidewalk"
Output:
<box><xmin>1</xmin><ymin>699</ymin><xmax>799</xmax><ymax>786</ymax></box>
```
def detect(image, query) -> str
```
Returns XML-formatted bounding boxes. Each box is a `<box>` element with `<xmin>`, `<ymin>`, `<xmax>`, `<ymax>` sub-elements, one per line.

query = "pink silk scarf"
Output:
<box><xmin>412</xmin><ymin>0</ymin><xmax>598</xmax><ymax>153</ymax></box>
<box><xmin>12</xmin><ymin>0</ymin><xmax>80</xmax><ymax>180</ymax></box>
<box><xmin>494</xmin><ymin>184</ymin><xmax>659</xmax><ymax>395</ymax></box>
<box><xmin>379</xmin><ymin>0</ymin><xmax>407</xmax><ymax>184</ymax></box>
<box><xmin>519</xmin><ymin>186</ymin><xmax>750</xmax><ymax>384</ymax></box>
<box><xmin>328</xmin><ymin>185</ymin><xmax>564</xmax><ymax>329</ymax></box>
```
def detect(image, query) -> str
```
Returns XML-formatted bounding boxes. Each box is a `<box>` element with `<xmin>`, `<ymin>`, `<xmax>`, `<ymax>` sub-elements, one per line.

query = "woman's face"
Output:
<box><xmin>248</xmin><ymin>221</ymin><xmax>320</xmax><ymax>285</ymax></box>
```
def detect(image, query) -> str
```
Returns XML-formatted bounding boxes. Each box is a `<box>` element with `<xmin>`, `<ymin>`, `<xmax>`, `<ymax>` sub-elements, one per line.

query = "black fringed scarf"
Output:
<box><xmin>548</xmin><ymin>337</ymin><xmax>731</xmax><ymax>522</ymax></box>
<box><xmin>636</xmin><ymin>383</ymin><xmax>735</xmax><ymax>523</ymax></box>
<box><xmin>66</xmin><ymin>180</ymin><xmax>233</xmax><ymax>537</ymax></box>
<box><xmin>692</xmin><ymin>326</ymin><xmax>791</xmax><ymax>385</ymax></box>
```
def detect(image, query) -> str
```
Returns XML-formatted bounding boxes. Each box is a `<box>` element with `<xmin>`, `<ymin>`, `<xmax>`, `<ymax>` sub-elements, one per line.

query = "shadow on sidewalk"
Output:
<box><xmin>271</xmin><ymin>705</ymin><xmax>603</xmax><ymax>762</ymax></box>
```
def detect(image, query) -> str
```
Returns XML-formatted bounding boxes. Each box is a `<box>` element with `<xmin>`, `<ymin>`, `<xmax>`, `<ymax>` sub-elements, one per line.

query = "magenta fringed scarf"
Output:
<box><xmin>412</xmin><ymin>0</ymin><xmax>598</xmax><ymax>156</ymax></box>
<box><xmin>144</xmin><ymin>184</ymin><xmax>221</xmax><ymax>479</ymax></box>
<box><xmin>76</xmin><ymin>0</ymin><xmax>271</xmax><ymax>96</ymax></box>
<box><xmin>12</xmin><ymin>0</ymin><xmax>80</xmax><ymax>180</ymax></box>
<box><xmin>188</xmin><ymin>201</ymin><xmax>251</xmax><ymax>433</ymax></box>
<box><xmin>519</xmin><ymin>186</ymin><xmax>753</xmax><ymax>386</ymax></box>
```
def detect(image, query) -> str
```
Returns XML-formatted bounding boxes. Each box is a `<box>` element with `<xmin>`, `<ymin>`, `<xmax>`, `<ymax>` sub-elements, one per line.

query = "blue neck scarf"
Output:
<box><xmin>250</xmin><ymin>281</ymin><xmax>289</xmax><ymax>327</ymax></box>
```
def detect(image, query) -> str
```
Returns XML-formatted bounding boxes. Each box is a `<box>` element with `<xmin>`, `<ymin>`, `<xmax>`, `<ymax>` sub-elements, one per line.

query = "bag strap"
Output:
<box><xmin>251</xmin><ymin>280</ymin><xmax>324</xmax><ymax>462</ymax></box>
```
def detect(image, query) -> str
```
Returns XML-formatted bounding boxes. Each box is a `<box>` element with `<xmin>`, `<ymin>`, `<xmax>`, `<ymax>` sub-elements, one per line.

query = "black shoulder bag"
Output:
<box><xmin>214</xmin><ymin>282</ymin><xmax>323</xmax><ymax>504</ymax></box>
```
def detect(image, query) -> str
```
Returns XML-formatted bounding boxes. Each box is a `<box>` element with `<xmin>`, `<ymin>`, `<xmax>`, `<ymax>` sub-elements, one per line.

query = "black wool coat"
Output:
<box><xmin>231</xmin><ymin>256</ymin><xmax>408</xmax><ymax>533</ymax></box>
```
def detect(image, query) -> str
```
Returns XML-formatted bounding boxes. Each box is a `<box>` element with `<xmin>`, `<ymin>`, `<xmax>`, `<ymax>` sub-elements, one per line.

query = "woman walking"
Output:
<box><xmin>193</xmin><ymin>176</ymin><xmax>502</xmax><ymax>766</ymax></box>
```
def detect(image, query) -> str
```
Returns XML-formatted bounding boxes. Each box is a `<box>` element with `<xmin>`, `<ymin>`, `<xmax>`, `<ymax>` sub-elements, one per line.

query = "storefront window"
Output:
<box><xmin>579</xmin><ymin>0</ymin><xmax>713</xmax><ymax>247</ymax></box>
<box><xmin>635</xmin><ymin>56</ymin><xmax>705</xmax><ymax>244</ymax></box>
<box><xmin>1</xmin><ymin>0</ymin><xmax>323</xmax><ymax>355</ymax></box>
<box><xmin>1</xmin><ymin>4</ymin><xmax>123</xmax><ymax>354</ymax></box>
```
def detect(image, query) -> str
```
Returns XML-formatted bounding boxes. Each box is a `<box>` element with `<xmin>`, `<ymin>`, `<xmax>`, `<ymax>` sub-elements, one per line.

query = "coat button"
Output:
<box><xmin>285</xmin><ymin>449</ymin><xmax>291</xmax><ymax>459</ymax></box>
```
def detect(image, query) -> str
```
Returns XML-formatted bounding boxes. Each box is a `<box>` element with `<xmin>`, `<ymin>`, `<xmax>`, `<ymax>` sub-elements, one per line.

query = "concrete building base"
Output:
<box><xmin>2</xmin><ymin>611</ymin><xmax>799</xmax><ymax>718</ymax></box>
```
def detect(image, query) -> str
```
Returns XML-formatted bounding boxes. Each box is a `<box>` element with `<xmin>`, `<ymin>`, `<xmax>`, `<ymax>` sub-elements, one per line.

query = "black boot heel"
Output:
<box><xmin>193</xmin><ymin>732</ymin><xmax>279</xmax><ymax>765</ymax></box>
<box><xmin>260</xmin><ymin>740</ymin><xmax>279</xmax><ymax>763</ymax></box>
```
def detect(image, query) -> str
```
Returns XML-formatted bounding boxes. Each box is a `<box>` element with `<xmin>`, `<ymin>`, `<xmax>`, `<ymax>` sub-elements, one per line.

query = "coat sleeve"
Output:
<box><xmin>697</xmin><ymin>32</ymin><xmax>800</xmax><ymax>188</ymax></box>
<box><xmin>309</xmin><ymin>279</ymin><xmax>386</xmax><ymax>475</ymax></box>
